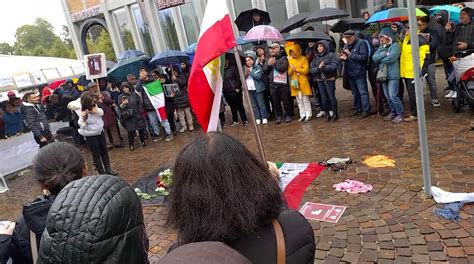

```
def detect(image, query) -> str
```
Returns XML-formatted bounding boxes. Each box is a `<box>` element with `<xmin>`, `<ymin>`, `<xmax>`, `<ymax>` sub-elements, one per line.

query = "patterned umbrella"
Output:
<box><xmin>244</xmin><ymin>25</ymin><xmax>283</xmax><ymax>42</ymax></box>
<box><xmin>430</xmin><ymin>5</ymin><xmax>461</xmax><ymax>23</ymax></box>
<box><xmin>366</xmin><ymin>8</ymin><xmax>427</xmax><ymax>24</ymax></box>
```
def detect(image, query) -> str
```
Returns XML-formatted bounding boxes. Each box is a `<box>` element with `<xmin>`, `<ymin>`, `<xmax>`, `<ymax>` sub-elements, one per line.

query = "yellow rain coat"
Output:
<box><xmin>400</xmin><ymin>33</ymin><xmax>430</xmax><ymax>79</ymax></box>
<box><xmin>288</xmin><ymin>44</ymin><xmax>312</xmax><ymax>96</ymax></box>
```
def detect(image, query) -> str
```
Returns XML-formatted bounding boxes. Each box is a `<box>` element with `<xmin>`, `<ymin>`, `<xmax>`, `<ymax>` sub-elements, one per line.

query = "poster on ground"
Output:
<box><xmin>299</xmin><ymin>202</ymin><xmax>347</xmax><ymax>223</ymax></box>
<box><xmin>84</xmin><ymin>53</ymin><xmax>107</xmax><ymax>80</ymax></box>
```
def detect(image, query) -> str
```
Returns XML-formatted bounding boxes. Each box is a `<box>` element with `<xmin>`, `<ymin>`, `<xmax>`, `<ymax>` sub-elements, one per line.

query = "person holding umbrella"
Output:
<box><xmin>288</xmin><ymin>43</ymin><xmax>312</xmax><ymax>122</ymax></box>
<box><xmin>234</xmin><ymin>9</ymin><xmax>271</xmax><ymax>32</ymax></box>
<box><xmin>310</xmin><ymin>40</ymin><xmax>341</xmax><ymax>122</ymax></box>
<box><xmin>372</xmin><ymin>27</ymin><xmax>404</xmax><ymax>124</ymax></box>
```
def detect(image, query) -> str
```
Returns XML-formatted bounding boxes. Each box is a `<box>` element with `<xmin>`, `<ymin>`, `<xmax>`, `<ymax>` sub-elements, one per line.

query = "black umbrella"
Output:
<box><xmin>235</xmin><ymin>8</ymin><xmax>271</xmax><ymax>32</ymax></box>
<box><xmin>330</xmin><ymin>18</ymin><xmax>368</xmax><ymax>33</ymax></box>
<box><xmin>417</xmin><ymin>0</ymin><xmax>463</xmax><ymax>5</ymax></box>
<box><xmin>285</xmin><ymin>31</ymin><xmax>331</xmax><ymax>43</ymax></box>
<box><xmin>305</xmin><ymin>8</ymin><xmax>349</xmax><ymax>23</ymax></box>
<box><xmin>280</xmin><ymin>12</ymin><xmax>310</xmax><ymax>33</ymax></box>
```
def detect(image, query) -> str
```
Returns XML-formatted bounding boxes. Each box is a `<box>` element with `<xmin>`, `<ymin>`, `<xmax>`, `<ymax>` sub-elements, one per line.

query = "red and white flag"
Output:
<box><xmin>188</xmin><ymin>0</ymin><xmax>236</xmax><ymax>132</ymax></box>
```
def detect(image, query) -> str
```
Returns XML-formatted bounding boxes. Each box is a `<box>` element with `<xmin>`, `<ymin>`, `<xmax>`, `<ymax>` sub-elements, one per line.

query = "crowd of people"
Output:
<box><xmin>0</xmin><ymin>133</ymin><xmax>315</xmax><ymax>263</ymax></box>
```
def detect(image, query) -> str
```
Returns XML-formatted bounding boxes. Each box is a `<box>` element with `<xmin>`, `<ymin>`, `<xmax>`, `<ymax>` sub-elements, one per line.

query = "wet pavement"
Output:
<box><xmin>2</xmin><ymin>69</ymin><xmax>474</xmax><ymax>263</ymax></box>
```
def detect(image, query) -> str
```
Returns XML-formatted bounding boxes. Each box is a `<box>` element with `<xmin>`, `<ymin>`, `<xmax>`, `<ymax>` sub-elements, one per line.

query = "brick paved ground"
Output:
<box><xmin>2</xmin><ymin>68</ymin><xmax>474</xmax><ymax>263</ymax></box>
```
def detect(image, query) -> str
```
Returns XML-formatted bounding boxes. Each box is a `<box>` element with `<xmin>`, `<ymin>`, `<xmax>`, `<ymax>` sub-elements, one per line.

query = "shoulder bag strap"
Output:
<box><xmin>30</xmin><ymin>230</ymin><xmax>38</xmax><ymax>264</ymax></box>
<box><xmin>272</xmin><ymin>219</ymin><xmax>286</xmax><ymax>264</ymax></box>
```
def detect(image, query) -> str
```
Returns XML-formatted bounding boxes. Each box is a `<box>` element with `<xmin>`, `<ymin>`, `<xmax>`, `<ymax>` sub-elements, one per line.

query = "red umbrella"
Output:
<box><xmin>48</xmin><ymin>80</ymin><xmax>66</xmax><ymax>90</ymax></box>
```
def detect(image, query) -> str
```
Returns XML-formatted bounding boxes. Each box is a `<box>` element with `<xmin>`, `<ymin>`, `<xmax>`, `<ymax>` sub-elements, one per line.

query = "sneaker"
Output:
<box><xmin>352</xmin><ymin>111</ymin><xmax>362</xmax><ymax>117</ymax></box>
<box><xmin>256</xmin><ymin>119</ymin><xmax>261</xmax><ymax>125</ymax></box>
<box><xmin>445</xmin><ymin>90</ymin><xmax>455</xmax><ymax>98</ymax></box>
<box><xmin>392</xmin><ymin>115</ymin><xmax>404</xmax><ymax>124</ymax></box>
<box><xmin>275</xmin><ymin>116</ymin><xmax>282</xmax><ymax>124</ymax></box>
<box><xmin>450</xmin><ymin>91</ymin><xmax>458</xmax><ymax>98</ymax></box>
<box><xmin>188</xmin><ymin>126</ymin><xmax>194</xmax><ymax>131</ymax></box>
<box><xmin>298</xmin><ymin>116</ymin><xmax>306</xmax><ymax>122</ymax></box>
<box><xmin>383</xmin><ymin>113</ymin><xmax>395</xmax><ymax>121</ymax></box>
<box><xmin>404</xmin><ymin>115</ymin><xmax>417</xmax><ymax>122</ymax></box>
<box><xmin>284</xmin><ymin>116</ymin><xmax>292</xmax><ymax>123</ymax></box>
<box><xmin>262</xmin><ymin>118</ymin><xmax>268</xmax><ymax>124</ymax></box>
<box><xmin>304</xmin><ymin>116</ymin><xmax>311</xmax><ymax>122</ymax></box>
<box><xmin>316</xmin><ymin>111</ymin><xmax>326</xmax><ymax>118</ymax></box>
<box><xmin>231</xmin><ymin>121</ymin><xmax>240</xmax><ymax>127</ymax></box>
<box><xmin>431</xmin><ymin>99</ymin><xmax>440</xmax><ymax>107</ymax></box>
<box><xmin>179</xmin><ymin>127</ymin><xmax>186</xmax><ymax>133</ymax></box>
<box><xmin>152</xmin><ymin>137</ymin><xmax>159</xmax><ymax>143</ymax></box>
<box><xmin>242</xmin><ymin>121</ymin><xmax>249</xmax><ymax>126</ymax></box>
<box><xmin>165</xmin><ymin>134</ymin><xmax>174</xmax><ymax>142</ymax></box>
<box><xmin>359</xmin><ymin>112</ymin><xmax>369</xmax><ymax>119</ymax></box>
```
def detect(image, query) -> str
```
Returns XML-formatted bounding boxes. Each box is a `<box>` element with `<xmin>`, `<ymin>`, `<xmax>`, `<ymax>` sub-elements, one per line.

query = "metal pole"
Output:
<box><xmin>407</xmin><ymin>0</ymin><xmax>432</xmax><ymax>197</ymax></box>
<box><xmin>232</xmin><ymin>46</ymin><xmax>267</xmax><ymax>163</ymax></box>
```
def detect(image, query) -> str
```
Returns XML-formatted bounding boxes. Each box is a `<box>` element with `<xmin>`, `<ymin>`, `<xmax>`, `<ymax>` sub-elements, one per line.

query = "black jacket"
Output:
<box><xmin>225</xmin><ymin>210</ymin><xmax>315</xmax><ymax>264</ymax></box>
<box><xmin>223</xmin><ymin>64</ymin><xmax>241</xmax><ymax>94</ymax></box>
<box><xmin>38</xmin><ymin>175</ymin><xmax>149</xmax><ymax>264</ymax></box>
<box><xmin>174</xmin><ymin>70</ymin><xmax>191</xmax><ymax>108</ymax></box>
<box><xmin>119</xmin><ymin>91</ymin><xmax>147</xmax><ymax>132</ymax></box>
<box><xmin>7</xmin><ymin>195</ymin><xmax>55</xmax><ymax>264</ymax></box>
<box><xmin>262</xmin><ymin>50</ymin><xmax>289</xmax><ymax>88</ymax></box>
<box><xmin>420</xmin><ymin>25</ymin><xmax>440</xmax><ymax>65</ymax></box>
<box><xmin>310</xmin><ymin>40</ymin><xmax>340</xmax><ymax>80</ymax></box>
<box><xmin>134</xmin><ymin>79</ymin><xmax>155</xmax><ymax>111</ymax></box>
<box><xmin>21</xmin><ymin>103</ymin><xmax>50</xmax><ymax>138</ymax></box>
<box><xmin>0</xmin><ymin>235</ymin><xmax>11</xmax><ymax>264</ymax></box>
<box><xmin>342</xmin><ymin>38</ymin><xmax>369</xmax><ymax>78</ymax></box>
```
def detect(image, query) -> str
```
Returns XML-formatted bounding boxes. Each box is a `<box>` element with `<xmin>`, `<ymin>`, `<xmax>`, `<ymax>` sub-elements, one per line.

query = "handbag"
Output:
<box><xmin>376</xmin><ymin>64</ymin><xmax>388</xmax><ymax>82</ymax></box>
<box><xmin>272</xmin><ymin>219</ymin><xmax>286</xmax><ymax>264</ymax></box>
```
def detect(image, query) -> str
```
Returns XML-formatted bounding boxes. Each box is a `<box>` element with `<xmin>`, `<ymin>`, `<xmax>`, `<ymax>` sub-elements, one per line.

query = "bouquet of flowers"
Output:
<box><xmin>135</xmin><ymin>169</ymin><xmax>173</xmax><ymax>200</ymax></box>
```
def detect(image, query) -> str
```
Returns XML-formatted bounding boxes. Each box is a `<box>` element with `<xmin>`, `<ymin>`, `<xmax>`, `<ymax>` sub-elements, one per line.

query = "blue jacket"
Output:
<box><xmin>248</xmin><ymin>64</ymin><xmax>267</xmax><ymax>93</ymax></box>
<box><xmin>372</xmin><ymin>27</ymin><xmax>401</xmax><ymax>80</ymax></box>
<box><xmin>3</xmin><ymin>111</ymin><xmax>24</xmax><ymax>136</ymax></box>
<box><xmin>343</xmin><ymin>38</ymin><xmax>369</xmax><ymax>78</ymax></box>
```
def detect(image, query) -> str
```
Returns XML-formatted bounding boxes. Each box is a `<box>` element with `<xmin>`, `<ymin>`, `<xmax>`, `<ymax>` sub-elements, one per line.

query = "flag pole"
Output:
<box><xmin>232</xmin><ymin>46</ymin><xmax>267</xmax><ymax>163</ymax></box>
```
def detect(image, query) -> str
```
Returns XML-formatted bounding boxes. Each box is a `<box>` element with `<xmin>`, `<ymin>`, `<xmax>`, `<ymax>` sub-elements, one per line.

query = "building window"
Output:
<box><xmin>156</xmin><ymin>7</ymin><xmax>180</xmax><ymax>50</ymax></box>
<box><xmin>179</xmin><ymin>1</ymin><xmax>200</xmax><ymax>44</ymax></box>
<box><xmin>113</xmin><ymin>8</ymin><xmax>136</xmax><ymax>50</ymax></box>
<box><xmin>131</xmin><ymin>4</ymin><xmax>154</xmax><ymax>55</ymax></box>
<box><xmin>233</xmin><ymin>0</ymin><xmax>252</xmax><ymax>18</ymax></box>
<box><xmin>298</xmin><ymin>0</ymin><xmax>320</xmax><ymax>13</ymax></box>
<box><xmin>351</xmin><ymin>0</ymin><xmax>369</xmax><ymax>17</ymax></box>
<box><xmin>265</xmin><ymin>0</ymin><xmax>287</xmax><ymax>29</ymax></box>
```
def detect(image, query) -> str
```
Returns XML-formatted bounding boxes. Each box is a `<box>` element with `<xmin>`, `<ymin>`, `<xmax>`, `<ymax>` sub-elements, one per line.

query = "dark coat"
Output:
<box><xmin>38</xmin><ymin>175</ymin><xmax>149</xmax><ymax>264</ymax></box>
<box><xmin>135</xmin><ymin>79</ymin><xmax>155</xmax><ymax>111</ymax></box>
<box><xmin>342</xmin><ymin>38</ymin><xmax>369</xmax><ymax>78</ymax></box>
<box><xmin>100</xmin><ymin>91</ymin><xmax>117</xmax><ymax>127</ymax></box>
<box><xmin>119</xmin><ymin>91</ymin><xmax>147</xmax><ymax>132</ymax></box>
<box><xmin>225</xmin><ymin>210</ymin><xmax>315</xmax><ymax>264</ymax></box>
<box><xmin>310</xmin><ymin>40</ymin><xmax>340</xmax><ymax>80</ymax></box>
<box><xmin>0</xmin><ymin>235</ymin><xmax>11</xmax><ymax>264</ymax></box>
<box><xmin>3</xmin><ymin>111</ymin><xmax>24</xmax><ymax>136</ymax></box>
<box><xmin>21</xmin><ymin>103</ymin><xmax>50</xmax><ymax>138</ymax></box>
<box><xmin>174</xmin><ymin>70</ymin><xmax>191</xmax><ymax>108</ymax></box>
<box><xmin>223</xmin><ymin>64</ymin><xmax>241</xmax><ymax>94</ymax></box>
<box><xmin>8</xmin><ymin>195</ymin><xmax>55</xmax><ymax>264</ymax></box>
<box><xmin>262</xmin><ymin>49</ymin><xmax>289</xmax><ymax>88</ymax></box>
<box><xmin>420</xmin><ymin>25</ymin><xmax>441</xmax><ymax>65</ymax></box>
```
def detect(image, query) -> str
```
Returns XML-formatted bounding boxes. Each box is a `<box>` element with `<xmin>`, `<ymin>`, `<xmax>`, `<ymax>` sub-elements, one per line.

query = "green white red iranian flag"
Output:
<box><xmin>143</xmin><ymin>80</ymin><xmax>167</xmax><ymax>121</ymax></box>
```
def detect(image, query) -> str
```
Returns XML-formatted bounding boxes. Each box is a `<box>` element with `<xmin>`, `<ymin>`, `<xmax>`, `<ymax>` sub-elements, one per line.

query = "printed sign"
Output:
<box><xmin>71</xmin><ymin>5</ymin><xmax>102</xmax><ymax>22</ymax></box>
<box><xmin>156</xmin><ymin>0</ymin><xmax>185</xmax><ymax>10</ymax></box>
<box><xmin>163</xmin><ymin>83</ymin><xmax>179</xmax><ymax>97</ymax></box>
<box><xmin>273</xmin><ymin>68</ymin><xmax>288</xmax><ymax>84</ymax></box>
<box><xmin>84</xmin><ymin>53</ymin><xmax>107</xmax><ymax>80</ymax></box>
<box><xmin>299</xmin><ymin>202</ymin><xmax>346</xmax><ymax>223</ymax></box>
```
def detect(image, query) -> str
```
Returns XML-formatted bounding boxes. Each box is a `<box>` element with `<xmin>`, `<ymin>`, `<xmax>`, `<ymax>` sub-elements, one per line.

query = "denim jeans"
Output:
<box><xmin>426</xmin><ymin>63</ymin><xmax>438</xmax><ymax>99</ymax></box>
<box><xmin>349</xmin><ymin>76</ymin><xmax>370</xmax><ymax>113</ymax></box>
<box><xmin>147</xmin><ymin>110</ymin><xmax>171</xmax><ymax>136</ymax></box>
<box><xmin>382</xmin><ymin>79</ymin><xmax>404</xmax><ymax>116</ymax></box>
<box><xmin>249</xmin><ymin>90</ymin><xmax>268</xmax><ymax>120</ymax></box>
<box><xmin>317</xmin><ymin>80</ymin><xmax>337</xmax><ymax>112</ymax></box>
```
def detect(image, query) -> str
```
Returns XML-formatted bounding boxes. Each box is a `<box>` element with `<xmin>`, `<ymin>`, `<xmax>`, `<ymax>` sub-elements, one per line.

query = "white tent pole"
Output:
<box><xmin>407</xmin><ymin>1</ymin><xmax>432</xmax><ymax>197</ymax></box>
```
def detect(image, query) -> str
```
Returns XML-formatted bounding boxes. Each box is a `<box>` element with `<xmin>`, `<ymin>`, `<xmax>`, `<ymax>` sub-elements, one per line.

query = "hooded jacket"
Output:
<box><xmin>21</xmin><ymin>102</ymin><xmax>50</xmax><ymax>138</ymax></box>
<box><xmin>38</xmin><ymin>175</ymin><xmax>149</xmax><ymax>264</ymax></box>
<box><xmin>223</xmin><ymin>63</ymin><xmax>242</xmax><ymax>94</ymax></box>
<box><xmin>135</xmin><ymin>78</ymin><xmax>155</xmax><ymax>111</ymax></box>
<box><xmin>67</xmin><ymin>98</ymin><xmax>104</xmax><ymax>137</ymax></box>
<box><xmin>310</xmin><ymin>40</ymin><xmax>340</xmax><ymax>81</ymax></box>
<box><xmin>174</xmin><ymin>68</ymin><xmax>191</xmax><ymax>108</ymax></box>
<box><xmin>287</xmin><ymin>44</ymin><xmax>312</xmax><ymax>96</ymax></box>
<box><xmin>400</xmin><ymin>32</ymin><xmax>430</xmax><ymax>79</ymax></box>
<box><xmin>262</xmin><ymin>47</ymin><xmax>289</xmax><ymax>88</ymax></box>
<box><xmin>7</xmin><ymin>195</ymin><xmax>55</xmax><ymax>264</ymax></box>
<box><xmin>119</xmin><ymin>90</ymin><xmax>147</xmax><ymax>132</ymax></box>
<box><xmin>372</xmin><ymin>27</ymin><xmax>401</xmax><ymax>80</ymax></box>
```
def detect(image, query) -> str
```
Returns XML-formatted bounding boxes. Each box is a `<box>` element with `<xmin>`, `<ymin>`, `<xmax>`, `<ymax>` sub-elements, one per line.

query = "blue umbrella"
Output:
<box><xmin>236</xmin><ymin>36</ymin><xmax>251</xmax><ymax>45</ymax></box>
<box><xmin>107</xmin><ymin>56</ymin><xmax>151</xmax><ymax>83</ymax></box>
<box><xmin>118</xmin><ymin>49</ymin><xmax>146</xmax><ymax>61</ymax></box>
<box><xmin>184</xmin><ymin>43</ymin><xmax>197</xmax><ymax>55</ymax></box>
<box><xmin>430</xmin><ymin>5</ymin><xmax>461</xmax><ymax>23</ymax></box>
<box><xmin>150</xmin><ymin>50</ymin><xmax>189</xmax><ymax>66</ymax></box>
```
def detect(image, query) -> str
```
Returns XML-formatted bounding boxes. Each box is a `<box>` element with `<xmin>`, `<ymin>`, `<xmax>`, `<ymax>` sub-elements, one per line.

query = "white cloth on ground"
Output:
<box><xmin>431</xmin><ymin>186</ymin><xmax>474</xmax><ymax>204</ymax></box>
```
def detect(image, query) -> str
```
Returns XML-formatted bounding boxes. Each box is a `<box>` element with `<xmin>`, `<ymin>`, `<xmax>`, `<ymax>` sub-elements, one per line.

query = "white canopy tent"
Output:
<box><xmin>0</xmin><ymin>55</ymin><xmax>85</xmax><ymax>92</ymax></box>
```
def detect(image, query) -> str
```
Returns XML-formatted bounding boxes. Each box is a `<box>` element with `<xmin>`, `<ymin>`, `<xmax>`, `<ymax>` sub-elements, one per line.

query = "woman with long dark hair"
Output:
<box><xmin>167</xmin><ymin>132</ymin><xmax>315</xmax><ymax>263</ymax></box>
<box><xmin>3</xmin><ymin>142</ymin><xmax>87</xmax><ymax>264</ymax></box>
<box><xmin>68</xmin><ymin>90</ymin><xmax>118</xmax><ymax>175</ymax></box>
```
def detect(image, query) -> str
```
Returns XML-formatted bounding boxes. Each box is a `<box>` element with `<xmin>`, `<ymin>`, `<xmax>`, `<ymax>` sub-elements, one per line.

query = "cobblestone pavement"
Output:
<box><xmin>2</xmin><ymin>69</ymin><xmax>474</xmax><ymax>263</ymax></box>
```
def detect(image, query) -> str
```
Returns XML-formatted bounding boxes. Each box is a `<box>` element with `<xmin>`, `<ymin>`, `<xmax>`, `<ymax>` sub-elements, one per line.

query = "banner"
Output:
<box><xmin>156</xmin><ymin>0</ymin><xmax>185</xmax><ymax>10</ymax></box>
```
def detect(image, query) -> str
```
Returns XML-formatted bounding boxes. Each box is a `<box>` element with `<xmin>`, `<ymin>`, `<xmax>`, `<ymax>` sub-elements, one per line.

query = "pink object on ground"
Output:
<box><xmin>333</xmin><ymin>180</ymin><xmax>373</xmax><ymax>194</ymax></box>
